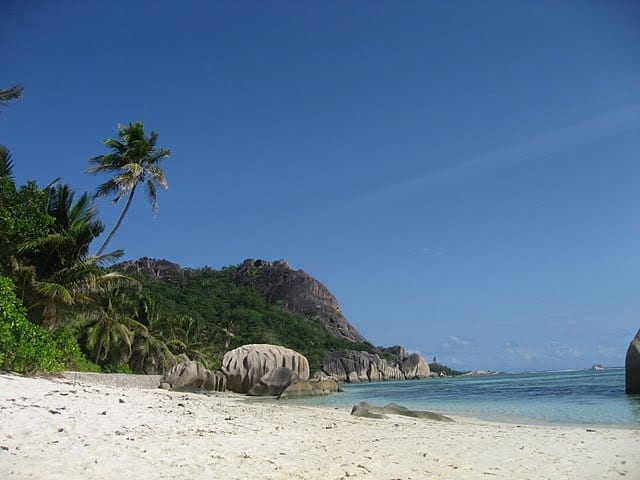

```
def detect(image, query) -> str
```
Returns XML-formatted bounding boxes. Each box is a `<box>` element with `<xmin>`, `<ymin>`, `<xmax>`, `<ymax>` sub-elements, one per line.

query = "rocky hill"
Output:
<box><xmin>112</xmin><ymin>257</ymin><xmax>187</xmax><ymax>283</ymax></box>
<box><xmin>232</xmin><ymin>259</ymin><xmax>366</xmax><ymax>343</ymax></box>
<box><xmin>111</xmin><ymin>257</ymin><xmax>431</xmax><ymax>381</ymax></box>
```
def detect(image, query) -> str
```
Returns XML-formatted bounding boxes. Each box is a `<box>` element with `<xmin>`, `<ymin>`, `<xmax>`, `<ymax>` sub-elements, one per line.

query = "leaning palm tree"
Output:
<box><xmin>0</xmin><ymin>84</ymin><xmax>23</xmax><ymax>109</ymax></box>
<box><xmin>86</xmin><ymin>122</ymin><xmax>170</xmax><ymax>256</ymax></box>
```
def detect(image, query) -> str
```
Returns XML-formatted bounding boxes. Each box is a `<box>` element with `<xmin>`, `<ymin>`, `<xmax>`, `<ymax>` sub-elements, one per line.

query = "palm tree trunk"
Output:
<box><xmin>96</xmin><ymin>185</ymin><xmax>137</xmax><ymax>256</ymax></box>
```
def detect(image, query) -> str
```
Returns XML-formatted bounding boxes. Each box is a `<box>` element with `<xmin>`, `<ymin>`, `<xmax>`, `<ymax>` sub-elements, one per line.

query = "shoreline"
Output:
<box><xmin>1</xmin><ymin>373</ymin><xmax>638</xmax><ymax>479</ymax></box>
<box><xmin>61</xmin><ymin>370</ymin><xmax>638</xmax><ymax>429</ymax></box>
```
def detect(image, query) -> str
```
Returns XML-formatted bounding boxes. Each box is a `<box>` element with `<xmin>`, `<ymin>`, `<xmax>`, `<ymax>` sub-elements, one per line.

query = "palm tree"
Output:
<box><xmin>80</xmin><ymin>283</ymin><xmax>147</xmax><ymax>366</ymax></box>
<box><xmin>13</xmin><ymin>183</ymin><xmax>124</xmax><ymax>329</ymax></box>
<box><xmin>0</xmin><ymin>84</ymin><xmax>23</xmax><ymax>109</ymax></box>
<box><xmin>0</xmin><ymin>146</ymin><xmax>15</xmax><ymax>183</ymax></box>
<box><xmin>86</xmin><ymin>122</ymin><xmax>170</xmax><ymax>256</ymax></box>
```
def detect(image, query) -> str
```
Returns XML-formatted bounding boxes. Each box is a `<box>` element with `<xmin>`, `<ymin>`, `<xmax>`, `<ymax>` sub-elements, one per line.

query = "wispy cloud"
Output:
<box><xmin>442</xmin><ymin>335</ymin><xmax>474</xmax><ymax>350</ymax></box>
<box><xmin>351</xmin><ymin>94</ymin><xmax>640</xmax><ymax>206</ymax></box>
<box><xmin>546</xmin><ymin>341</ymin><xmax>583</xmax><ymax>359</ymax></box>
<box><xmin>501</xmin><ymin>341</ymin><xmax>538</xmax><ymax>362</ymax></box>
<box><xmin>596</xmin><ymin>345</ymin><xmax>618</xmax><ymax>356</ymax></box>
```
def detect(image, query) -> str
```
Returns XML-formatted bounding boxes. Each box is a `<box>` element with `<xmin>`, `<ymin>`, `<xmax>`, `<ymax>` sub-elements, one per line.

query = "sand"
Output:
<box><xmin>0</xmin><ymin>373</ymin><xmax>637</xmax><ymax>480</ymax></box>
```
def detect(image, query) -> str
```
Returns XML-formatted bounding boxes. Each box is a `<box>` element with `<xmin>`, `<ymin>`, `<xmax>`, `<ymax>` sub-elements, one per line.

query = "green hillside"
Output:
<box><xmin>133</xmin><ymin>266</ymin><xmax>377</xmax><ymax>372</ymax></box>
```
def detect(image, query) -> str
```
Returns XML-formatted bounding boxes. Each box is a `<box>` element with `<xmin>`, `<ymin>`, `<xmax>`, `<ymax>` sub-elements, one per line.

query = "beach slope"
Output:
<box><xmin>0</xmin><ymin>374</ymin><xmax>637</xmax><ymax>479</ymax></box>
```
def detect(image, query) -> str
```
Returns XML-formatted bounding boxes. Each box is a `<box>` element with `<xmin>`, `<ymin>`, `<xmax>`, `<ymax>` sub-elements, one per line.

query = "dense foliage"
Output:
<box><xmin>0</xmin><ymin>177</ymin><xmax>53</xmax><ymax>274</ymax></box>
<box><xmin>0</xmin><ymin>275</ymin><xmax>93</xmax><ymax>373</ymax></box>
<box><xmin>1</xmin><ymin>87</ymin><xmax>459</xmax><ymax>377</ymax></box>
<box><xmin>135</xmin><ymin>267</ymin><xmax>377</xmax><ymax>372</ymax></box>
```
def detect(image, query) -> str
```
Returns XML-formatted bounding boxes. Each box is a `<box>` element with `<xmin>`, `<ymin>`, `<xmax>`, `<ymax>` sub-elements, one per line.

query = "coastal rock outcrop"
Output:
<box><xmin>401</xmin><ymin>353</ymin><xmax>431</xmax><ymax>379</ymax></box>
<box><xmin>232</xmin><ymin>259</ymin><xmax>366</xmax><ymax>343</ymax></box>
<box><xmin>322</xmin><ymin>351</ymin><xmax>406</xmax><ymax>382</ymax></box>
<box><xmin>322</xmin><ymin>350</ymin><xmax>431</xmax><ymax>382</ymax></box>
<box><xmin>221</xmin><ymin>344</ymin><xmax>310</xmax><ymax>394</ymax></box>
<box><xmin>160</xmin><ymin>360</ymin><xmax>226</xmax><ymax>392</ymax></box>
<box><xmin>625</xmin><ymin>329</ymin><xmax>640</xmax><ymax>394</ymax></box>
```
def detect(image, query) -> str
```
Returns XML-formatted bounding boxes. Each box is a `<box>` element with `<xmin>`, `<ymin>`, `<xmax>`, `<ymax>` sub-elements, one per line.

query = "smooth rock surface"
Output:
<box><xmin>160</xmin><ymin>360</ymin><xmax>226</xmax><ymax>392</ymax></box>
<box><xmin>625</xmin><ymin>328</ymin><xmax>640</xmax><ymax>394</ymax></box>
<box><xmin>221</xmin><ymin>344</ymin><xmax>310</xmax><ymax>393</ymax></box>
<box><xmin>351</xmin><ymin>402</ymin><xmax>454</xmax><ymax>422</ymax></box>
<box><xmin>279</xmin><ymin>379</ymin><xmax>341</xmax><ymax>399</ymax></box>
<box><xmin>401</xmin><ymin>353</ymin><xmax>431</xmax><ymax>379</ymax></box>
<box><xmin>247</xmin><ymin>367</ymin><xmax>299</xmax><ymax>396</ymax></box>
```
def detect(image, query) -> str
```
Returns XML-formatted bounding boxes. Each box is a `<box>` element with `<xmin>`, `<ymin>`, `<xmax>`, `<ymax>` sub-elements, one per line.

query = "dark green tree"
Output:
<box><xmin>0</xmin><ymin>177</ymin><xmax>53</xmax><ymax>275</ymax></box>
<box><xmin>11</xmin><ymin>182</ymin><xmax>123</xmax><ymax>329</ymax></box>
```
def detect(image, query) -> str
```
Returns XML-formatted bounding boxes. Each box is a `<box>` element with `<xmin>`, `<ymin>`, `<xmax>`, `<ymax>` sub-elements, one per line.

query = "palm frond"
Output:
<box><xmin>33</xmin><ymin>281</ymin><xmax>74</xmax><ymax>305</ymax></box>
<box><xmin>145</xmin><ymin>180</ymin><xmax>159</xmax><ymax>215</ymax></box>
<box><xmin>146</xmin><ymin>165</ymin><xmax>168</xmax><ymax>188</ymax></box>
<box><xmin>0</xmin><ymin>145</ymin><xmax>15</xmax><ymax>181</ymax></box>
<box><xmin>0</xmin><ymin>84</ymin><xmax>23</xmax><ymax>107</ymax></box>
<box><xmin>95</xmin><ymin>179</ymin><xmax>121</xmax><ymax>200</ymax></box>
<box><xmin>95</xmin><ymin>249</ymin><xmax>125</xmax><ymax>265</ymax></box>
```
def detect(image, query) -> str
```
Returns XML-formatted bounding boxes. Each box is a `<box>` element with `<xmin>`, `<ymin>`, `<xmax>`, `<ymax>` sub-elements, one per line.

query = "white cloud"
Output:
<box><xmin>546</xmin><ymin>341</ymin><xmax>583</xmax><ymax>359</ymax></box>
<box><xmin>440</xmin><ymin>335</ymin><xmax>474</xmax><ymax>350</ymax></box>
<box><xmin>448</xmin><ymin>335</ymin><xmax>473</xmax><ymax>347</ymax></box>
<box><xmin>501</xmin><ymin>343</ymin><xmax>538</xmax><ymax>362</ymax></box>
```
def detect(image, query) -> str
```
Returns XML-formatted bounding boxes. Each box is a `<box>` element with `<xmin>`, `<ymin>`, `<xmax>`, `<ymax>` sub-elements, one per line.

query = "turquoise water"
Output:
<box><xmin>293</xmin><ymin>368</ymin><xmax>640</xmax><ymax>426</ymax></box>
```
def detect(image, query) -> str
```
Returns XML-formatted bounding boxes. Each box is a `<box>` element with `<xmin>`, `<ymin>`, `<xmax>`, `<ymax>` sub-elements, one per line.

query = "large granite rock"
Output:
<box><xmin>401</xmin><ymin>353</ymin><xmax>431</xmax><ymax>379</ymax></box>
<box><xmin>247</xmin><ymin>367</ymin><xmax>299</xmax><ymax>396</ymax></box>
<box><xmin>323</xmin><ymin>350</ymin><xmax>431</xmax><ymax>382</ymax></box>
<box><xmin>160</xmin><ymin>360</ymin><xmax>226</xmax><ymax>392</ymax></box>
<box><xmin>322</xmin><ymin>351</ymin><xmax>406</xmax><ymax>382</ymax></box>
<box><xmin>221</xmin><ymin>344</ymin><xmax>310</xmax><ymax>393</ymax></box>
<box><xmin>232</xmin><ymin>259</ymin><xmax>366</xmax><ymax>343</ymax></box>
<box><xmin>625</xmin><ymin>329</ymin><xmax>640</xmax><ymax>394</ymax></box>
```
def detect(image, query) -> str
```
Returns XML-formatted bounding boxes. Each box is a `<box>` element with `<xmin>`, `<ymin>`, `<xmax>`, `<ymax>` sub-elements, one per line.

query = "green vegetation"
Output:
<box><xmin>135</xmin><ymin>267</ymin><xmax>377</xmax><ymax>372</ymax></box>
<box><xmin>0</xmin><ymin>84</ymin><xmax>430</xmax><ymax>377</ymax></box>
<box><xmin>0</xmin><ymin>87</ymin><xmax>375</xmax><ymax>375</ymax></box>
<box><xmin>0</xmin><ymin>275</ymin><xmax>92</xmax><ymax>373</ymax></box>
<box><xmin>429</xmin><ymin>362</ymin><xmax>466</xmax><ymax>377</ymax></box>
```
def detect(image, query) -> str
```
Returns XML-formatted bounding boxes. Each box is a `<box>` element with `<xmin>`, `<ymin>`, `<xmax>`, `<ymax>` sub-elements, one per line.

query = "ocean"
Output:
<box><xmin>293</xmin><ymin>368</ymin><xmax>640</xmax><ymax>427</ymax></box>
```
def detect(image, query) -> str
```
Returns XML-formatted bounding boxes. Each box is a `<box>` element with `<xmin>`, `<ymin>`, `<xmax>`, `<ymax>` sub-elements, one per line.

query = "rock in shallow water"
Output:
<box><xmin>350</xmin><ymin>402</ymin><xmax>453</xmax><ymax>422</ymax></box>
<box><xmin>625</xmin><ymin>329</ymin><xmax>640</xmax><ymax>394</ymax></box>
<box><xmin>279</xmin><ymin>379</ymin><xmax>341</xmax><ymax>399</ymax></box>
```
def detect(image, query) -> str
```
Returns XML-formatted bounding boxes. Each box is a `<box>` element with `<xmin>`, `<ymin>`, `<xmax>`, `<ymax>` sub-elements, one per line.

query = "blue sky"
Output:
<box><xmin>3</xmin><ymin>1</ymin><xmax>639</xmax><ymax>372</ymax></box>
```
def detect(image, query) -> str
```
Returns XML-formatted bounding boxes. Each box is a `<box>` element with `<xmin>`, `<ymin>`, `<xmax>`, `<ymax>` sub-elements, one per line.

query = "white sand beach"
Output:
<box><xmin>0</xmin><ymin>373</ymin><xmax>637</xmax><ymax>480</ymax></box>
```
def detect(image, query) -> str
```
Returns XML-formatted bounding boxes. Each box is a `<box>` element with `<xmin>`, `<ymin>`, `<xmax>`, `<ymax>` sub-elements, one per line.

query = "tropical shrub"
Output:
<box><xmin>0</xmin><ymin>275</ymin><xmax>64</xmax><ymax>372</ymax></box>
<box><xmin>0</xmin><ymin>275</ymin><xmax>98</xmax><ymax>373</ymax></box>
